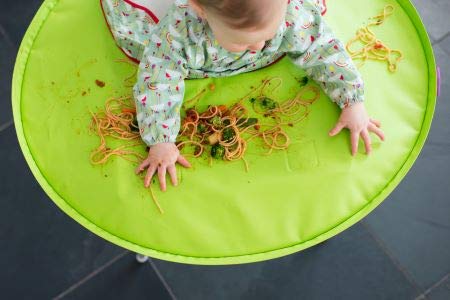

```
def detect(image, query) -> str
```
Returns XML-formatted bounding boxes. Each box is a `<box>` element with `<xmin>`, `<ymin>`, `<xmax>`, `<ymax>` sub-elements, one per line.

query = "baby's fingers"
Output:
<box><xmin>167</xmin><ymin>164</ymin><xmax>178</xmax><ymax>186</ymax></box>
<box><xmin>136</xmin><ymin>159</ymin><xmax>151</xmax><ymax>174</ymax></box>
<box><xmin>351</xmin><ymin>130</ymin><xmax>360</xmax><ymax>156</ymax></box>
<box><xmin>369</xmin><ymin>123</ymin><xmax>385</xmax><ymax>141</ymax></box>
<box><xmin>370</xmin><ymin>118</ymin><xmax>381</xmax><ymax>128</ymax></box>
<box><xmin>329</xmin><ymin>121</ymin><xmax>345</xmax><ymax>137</ymax></box>
<box><xmin>158</xmin><ymin>164</ymin><xmax>167</xmax><ymax>192</ymax></box>
<box><xmin>360</xmin><ymin>129</ymin><xmax>372</xmax><ymax>155</ymax></box>
<box><xmin>144</xmin><ymin>163</ymin><xmax>157</xmax><ymax>188</ymax></box>
<box><xmin>177</xmin><ymin>155</ymin><xmax>192</xmax><ymax>168</ymax></box>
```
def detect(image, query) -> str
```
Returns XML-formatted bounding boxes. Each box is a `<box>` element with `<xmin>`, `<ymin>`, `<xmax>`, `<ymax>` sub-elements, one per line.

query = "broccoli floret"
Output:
<box><xmin>209</xmin><ymin>115</ymin><xmax>222</xmax><ymax>127</ymax></box>
<box><xmin>300</xmin><ymin>76</ymin><xmax>309</xmax><ymax>86</ymax></box>
<box><xmin>222</xmin><ymin>127</ymin><xmax>235</xmax><ymax>141</ymax></box>
<box><xmin>197</xmin><ymin>123</ymin><xmax>206</xmax><ymax>133</ymax></box>
<box><xmin>260</xmin><ymin>97</ymin><xmax>277</xmax><ymax>110</ymax></box>
<box><xmin>211</xmin><ymin>144</ymin><xmax>225</xmax><ymax>159</ymax></box>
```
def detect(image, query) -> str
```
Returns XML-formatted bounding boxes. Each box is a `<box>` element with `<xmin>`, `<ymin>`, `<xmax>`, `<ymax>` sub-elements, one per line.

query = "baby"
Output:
<box><xmin>101</xmin><ymin>0</ymin><xmax>385</xmax><ymax>191</ymax></box>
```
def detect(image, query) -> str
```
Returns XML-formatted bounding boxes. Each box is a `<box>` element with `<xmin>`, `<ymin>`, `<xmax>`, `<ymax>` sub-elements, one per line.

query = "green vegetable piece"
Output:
<box><xmin>244</xmin><ymin>117</ymin><xmax>258</xmax><ymax>126</ymax></box>
<box><xmin>222</xmin><ymin>127</ymin><xmax>235</xmax><ymax>141</ymax></box>
<box><xmin>211</xmin><ymin>144</ymin><xmax>225</xmax><ymax>159</ymax></box>
<box><xmin>197</xmin><ymin>123</ymin><xmax>206</xmax><ymax>133</ymax></box>
<box><xmin>300</xmin><ymin>76</ymin><xmax>309</xmax><ymax>86</ymax></box>
<box><xmin>260</xmin><ymin>97</ymin><xmax>277</xmax><ymax>110</ymax></box>
<box><xmin>237</xmin><ymin>117</ymin><xmax>258</xmax><ymax>128</ymax></box>
<box><xmin>209</xmin><ymin>115</ymin><xmax>222</xmax><ymax>127</ymax></box>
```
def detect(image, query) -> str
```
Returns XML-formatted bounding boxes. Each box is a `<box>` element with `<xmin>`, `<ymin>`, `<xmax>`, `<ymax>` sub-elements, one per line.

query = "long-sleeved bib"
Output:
<box><xmin>101</xmin><ymin>0</ymin><xmax>364</xmax><ymax>146</ymax></box>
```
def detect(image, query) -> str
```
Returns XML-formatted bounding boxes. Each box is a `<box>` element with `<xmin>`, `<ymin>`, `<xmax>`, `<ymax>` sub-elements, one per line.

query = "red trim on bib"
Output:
<box><xmin>99</xmin><ymin>0</ymin><xmax>141</xmax><ymax>63</ymax></box>
<box><xmin>123</xmin><ymin>0</ymin><xmax>160</xmax><ymax>23</ymax></box>
<box><xmin>100</xmin><ymin>0</ymin><xmax>161</xmax><ymax>63</ymax></box>
<box><xmin>321</xmin><ymin>0</ymin><xmax>327</xmax><ymax>15</ymax></box>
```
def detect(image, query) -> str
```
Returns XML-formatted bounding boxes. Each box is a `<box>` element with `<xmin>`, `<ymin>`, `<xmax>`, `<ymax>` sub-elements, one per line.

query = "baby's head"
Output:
<box><xmin>189</xmin><ymin>0</ymin><xmax>287</xmax><ymax>53</ymax></box>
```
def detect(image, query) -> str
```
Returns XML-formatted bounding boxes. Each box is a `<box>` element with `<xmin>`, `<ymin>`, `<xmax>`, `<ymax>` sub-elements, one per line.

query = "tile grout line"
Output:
<box><xmin>0</xmin><ymin>120</ymin><xmax>14</xmax><ymax>133</ymax></box>
<box><xmin>0</xmin><ymin>23</ymin><xmax>15</xmax><ymax>47</ymax></box>
<box><xmin>52</xmin><ymin>250</ymin><xmax>129</xmax><ymax>300</ymax></box>
<box><xmin>433</xmin><ymin>33</ymin><xmax>450</xmax><ymax>56</ymax></box>
<box><xmin>361</xmin><ymin>221</ymin><xmax>424</xmax><ymax>296</ymax></box>
<box><xmin>415</xmin><ymin>272</ymin><xmax>450</xmax><ymax>300</ymax></box>
<box><xmin>432</xmin><ymin>31</ymin><xmax>450</xmax><ymax>46</ymax></box>
<box><xmin>148</xmin><ymin>259</ymin><xmax>178</xmax><ymax>300</ymax></box>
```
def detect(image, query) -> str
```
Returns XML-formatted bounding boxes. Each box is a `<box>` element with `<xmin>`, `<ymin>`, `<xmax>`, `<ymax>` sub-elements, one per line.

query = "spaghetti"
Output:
<box><xmin>176</xmin><ymin>77</ymin><xmax>320</xmax><ymax>170</ymax></box>
<box><xmin>88</xmin><ymin>77</ymin><xmax>320</xmax><ymax>213</ymax></box>
<box><xmin>88</xmin><ymin>96</ymin><xmax>145</xmax><ymax>165</ymax></box>
<box><xmin>346</xmin><ymin>5</ymin><xmax>403</xmax><ymax>72</ymax></box>
<box><xmin>115</xmin><ymin>58</ymin><xmax>139</xmax><ymax>87</ymax></box>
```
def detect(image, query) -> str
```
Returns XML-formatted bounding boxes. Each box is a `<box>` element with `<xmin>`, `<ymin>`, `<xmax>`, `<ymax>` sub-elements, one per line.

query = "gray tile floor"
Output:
<box><xmin>1</xmin><ymin>0</ymin><xmax>449</xmax><ymax>299</ymax></box>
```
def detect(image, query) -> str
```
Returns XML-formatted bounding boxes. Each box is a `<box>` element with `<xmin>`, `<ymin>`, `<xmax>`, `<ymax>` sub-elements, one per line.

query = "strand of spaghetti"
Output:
<box><xmin>90</xmin><ymin>145</ymin><xmax>142</xmax><ymax>165</ymax></box>
<box><xmin>235</xmin><ymin>76</ymin><xmax>283</xmax><ymax>104</ymax></box>
<box><xmin>234</xmin><ymin>79</ymin><xmax>267</xmax><ymax>104</ymax></box>
<box><xmin>224</xmin><ymin>140</ymin><xmax>246</xmax><ymax>160</ymax></box>
<box><xmin>179</xmin><ymin>122</ymin><xmax>198</xmax><ymax>140</ymax></box>
<box><xmin>198</xmin><ymin>105</ymin><xmax>220</xmax><ymax>119</ymax></box>
<box><xmin>177</xmin><ymin>140</ymin><xmax>204</xmax><ymax>157</ymax></box>
<box><xmin>148</xmin><ymin>184</ymin><xmax>164</xmax><ymax>214</ymax></box>
<box><xmin>260</xmin><ymin>76</ymin><xmax>283</xmax><ymax>95</ymax></box>
<box><xmin>241</xmin><ymin>157</ymin><xmax>249</xmax><ymax>173</ymax></box>
<box><xmin>90</xmin><ymin>141</ymin><xmax>144</xmax><ymax>165</ymax></box>
<box><xmin>183</xmin><ymin>88</ymin><xmax>207</xmax><ymax>108</ymax></box>
<box><xmin>368</xmin><ymin>5</ymin><xmax>394</xmax><ymax>26</ymax></box>
<box><xmin>115</xmin><ymin>58</ymin><xmax>138</xmax><ymax>86</ymax></box>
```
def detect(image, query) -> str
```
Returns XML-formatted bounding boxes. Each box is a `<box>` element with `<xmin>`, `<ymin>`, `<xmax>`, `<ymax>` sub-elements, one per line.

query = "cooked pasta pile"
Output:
<box><xmin>176</xmin><ymin>77</ymin><xmax>320</xmax><ymax>171</ymax></box>
<box><xmin>346</xmin><ymin>5</ymin><xmax>403</xmax><ymax>72</ymax></box>
<box><xmin>88</xmin><ymin>76</ymin><xmax>319</xmax><ymax>213</ymax></box>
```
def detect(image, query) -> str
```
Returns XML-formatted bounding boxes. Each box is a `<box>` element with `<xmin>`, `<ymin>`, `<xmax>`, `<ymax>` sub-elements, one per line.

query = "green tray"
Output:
<box><xmin>12</xmin><ymin>0</ymin><xmax>436</xmax><ymax>265</ymax></box>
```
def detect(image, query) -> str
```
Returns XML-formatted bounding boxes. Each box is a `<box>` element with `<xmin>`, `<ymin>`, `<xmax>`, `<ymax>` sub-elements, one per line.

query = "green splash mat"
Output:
<box><xmin>12</xmin><ymin>0</ymin><xmax>436</xmax><ymax>264</ymax></box>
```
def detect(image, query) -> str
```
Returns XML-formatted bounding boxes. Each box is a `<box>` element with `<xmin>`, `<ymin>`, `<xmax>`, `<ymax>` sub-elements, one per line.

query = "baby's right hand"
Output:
<box><xmin>135</xmin><ymin>142</ymin><xmax>191</xmax><ymax>191</ymax></box>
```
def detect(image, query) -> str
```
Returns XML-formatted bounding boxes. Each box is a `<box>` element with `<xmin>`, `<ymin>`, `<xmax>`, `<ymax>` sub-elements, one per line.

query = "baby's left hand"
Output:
<box><xmin>328</xmin><ymin>102</ymin><xmax>385</xmax><ymax>156</ymax></box>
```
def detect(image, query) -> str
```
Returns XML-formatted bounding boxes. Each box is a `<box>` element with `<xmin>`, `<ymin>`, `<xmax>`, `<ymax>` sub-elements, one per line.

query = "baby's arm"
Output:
<box><xmin>133</xmin><ymin>20</ymin><xmax>188</xmax><ymax>146</ymax></box>
<box><xmin>133</xmin><ymin>13</ymin><xmax>192</xmax><ymax>190</ymax></box>
<box><xmin>283</xmin><ymin>0</ymin><xmax>386</xmax><ymax>156</ymax></box>
<box><xmin>284</xmin><ymin>0</ymin><xmax>364</xmax><ymax>109</ymax></box>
